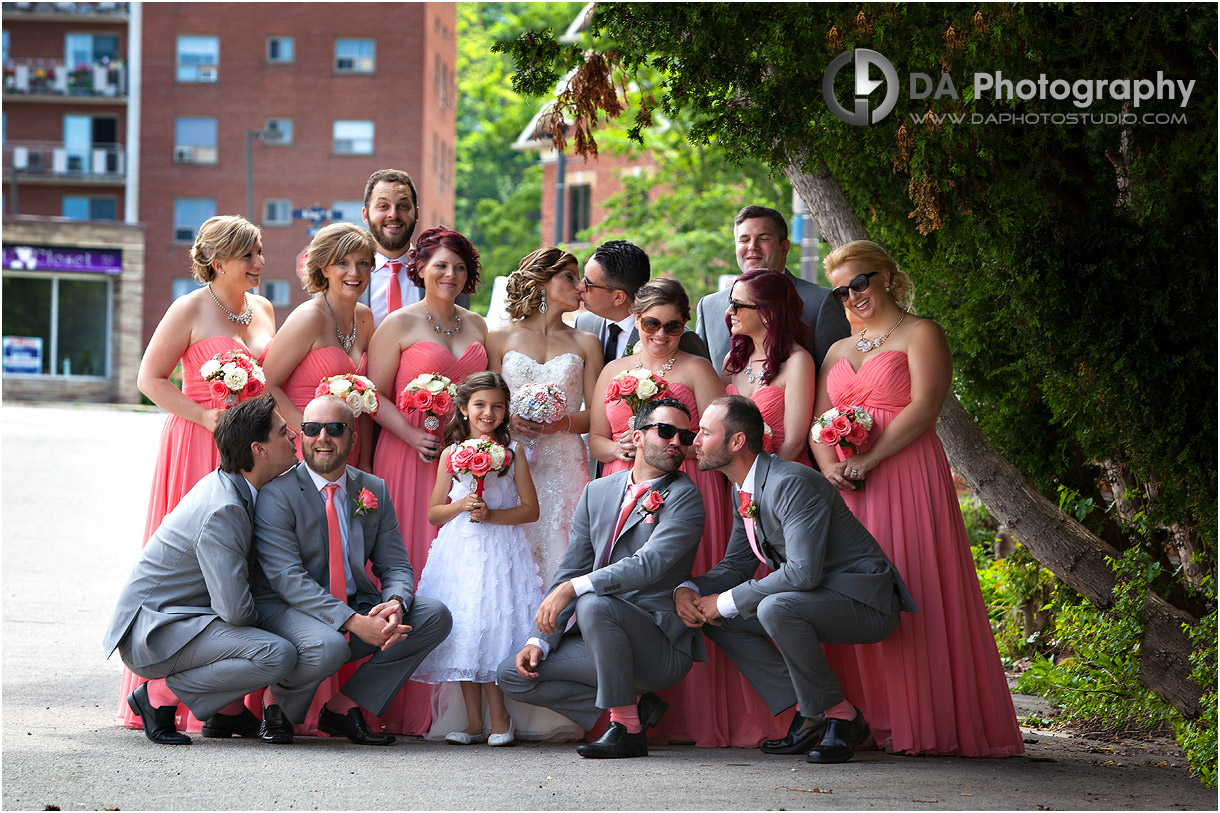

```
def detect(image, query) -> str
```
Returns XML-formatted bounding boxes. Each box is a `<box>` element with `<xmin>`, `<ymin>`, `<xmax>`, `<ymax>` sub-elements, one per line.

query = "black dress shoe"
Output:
<box><xmin>806</xmin><ymin>707</ymin><xmax>871</xmax><ymax>764</ymax></box>
<box><xmin>318</xmin><ymin>707</ymin><xmax>396</xmax><ymax>745</ymax></box>
<box><xmin>575</xmin><ymin>721</ymin><xmax>648</xmax><ymax>759</ymax></box>
<box><xmin>259</xmin><ymin>704</ymin><xmax>294</xmax><ymax>745</ymax></box>
<box><xmin>761</xmin><ymin>711</ymin><xmax>828</xmax><ymax>754</ymax></box>
<box><xmin>637</xmin><ymin>692</ymin><xmax>668</xmax><ymax>729</ymax></box>
<box><xmin>127</xmin><ymin>683</ymin><xmax>191</xmax><ymax>745</ymax></box>
<box><xmin>202</xmin><ymin>707</ymin><xmax>261</xmax><ymax>738</ymax></box>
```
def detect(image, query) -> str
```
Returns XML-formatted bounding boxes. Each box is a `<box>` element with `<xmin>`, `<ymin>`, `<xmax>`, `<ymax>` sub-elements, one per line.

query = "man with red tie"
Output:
<box><xmin>252</xmin><ymin>395</ymin><xmax>452</xmax><ymax>745</ymax></box>
<box><xmin>682</xmin><ymin>394</ymin><xmax>918</xmax><ymax>764</ymax></box>
<box><xmin>361</xmin><ymin>169</ymin><xmax>421</xmax><ymax>328</ymax></box>
<box><xmin>497</xmin><ymin>397</ymin><xmax>706</xmax><ymax>759</ymax></box>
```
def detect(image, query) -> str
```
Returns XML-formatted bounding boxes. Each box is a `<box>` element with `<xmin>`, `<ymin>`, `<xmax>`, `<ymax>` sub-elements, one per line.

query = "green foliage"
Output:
<box><xmin>1177</xmin><ymin>592</ymin><xmax>1218</xmax><ymax>787</ymax></box>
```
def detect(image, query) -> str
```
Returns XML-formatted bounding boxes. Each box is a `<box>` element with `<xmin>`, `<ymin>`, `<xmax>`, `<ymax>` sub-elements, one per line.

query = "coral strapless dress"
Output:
<box><xmin>282</xmin><ymin>346</ymin><xmax>367</xmax><ymax>467</ymax></box>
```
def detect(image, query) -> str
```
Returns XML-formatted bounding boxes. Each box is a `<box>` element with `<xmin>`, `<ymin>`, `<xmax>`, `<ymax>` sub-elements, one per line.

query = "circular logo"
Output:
<box><xmin>822</xmin><ymin>49</ymin><xmax>899</xmax><ymax>126</ymax></box>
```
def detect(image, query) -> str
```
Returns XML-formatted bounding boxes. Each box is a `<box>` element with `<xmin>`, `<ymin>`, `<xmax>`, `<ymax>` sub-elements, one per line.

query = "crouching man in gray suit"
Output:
<box><xmin>682</xmin><ymin>395</ymin><xmax>918</xmax><ymax>764</ymax></box>
<box><xmin>253</xmin><ymin>395</ymin><xmax>452</xmax><ymax>745</ymax></box>
<box><xmin>497</xmin><ymin>397</ymin><xmax>706</xmax><ymax>759</ymax></box>
<box><xmin>103</xmin><ymin>393</ymin><xmax>301</xmax><ymax>745</ymax></box>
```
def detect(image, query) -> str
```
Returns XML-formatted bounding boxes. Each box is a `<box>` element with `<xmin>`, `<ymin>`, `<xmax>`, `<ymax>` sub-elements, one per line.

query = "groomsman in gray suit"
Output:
<box><xmin>682</xmin><ymin>395</ymin><xmax>918</xmax><ymax>764</ymax></box>
<box><xmin>498</xmin><ymin>397</ymin><xmax>706</xmax><ymax>759</ymax></box>
<box><xmin>103</xmin><ymin>394</ymin><xmax>301</xmax><ymax>745</ymax></box>
<box><xmin>695</xmin><ymin>205</ymin><xmax>851</xmax><ymax>373</ymax></box>
<box><xmin>253</xmin><ymin>395</ymin><xmax>452</xmax><ymax>745</ymax></box>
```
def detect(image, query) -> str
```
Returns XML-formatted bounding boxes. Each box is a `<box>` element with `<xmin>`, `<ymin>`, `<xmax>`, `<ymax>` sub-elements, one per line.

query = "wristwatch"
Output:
<box><xmin>389</xmin><ymin>594</ymin><xmax>406</xmax><ymax>614</ymax></box>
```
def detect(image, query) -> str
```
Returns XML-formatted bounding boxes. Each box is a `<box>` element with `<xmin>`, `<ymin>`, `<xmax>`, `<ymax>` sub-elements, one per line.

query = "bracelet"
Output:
<box><xmin>564</xmin><ymin>415</ymin><xmax>572</xmax><ymax>433</ymax></box>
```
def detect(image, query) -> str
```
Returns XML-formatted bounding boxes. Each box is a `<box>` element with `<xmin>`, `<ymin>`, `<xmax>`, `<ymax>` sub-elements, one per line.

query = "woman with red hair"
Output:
<box><xmin>720</xmin><ymin>268</ymin><xmax>816</xmax><ymax>465</ymax></box>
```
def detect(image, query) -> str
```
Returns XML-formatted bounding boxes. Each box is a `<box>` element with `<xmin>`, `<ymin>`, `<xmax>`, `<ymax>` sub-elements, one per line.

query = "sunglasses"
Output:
<box><xmin>300</xmin><ymin>421</ymin><xmax>351</xmax><ymax>437</ymax></box>
<box><xmin>638</xmin><ymin>422</ymin><xmax>696</xmax><ymax>446</ymax></box>
<box><xmin>639</xmin><ymin>317</ymin><xmax>685</xmax><ymax>336</ymax></box>
<box><xmin>727</xmin><ymin>298</ymin><xmax>759</xmax><ymax>315</ymax></box>
<box><xmin>830</xmin><ymin>272</ymin><xmax>879</xmax><ymax>302</ymax></box>
<box><xmin>580</xmin><ymin>277</ymin><xmax>613</xmax><ymax>291</ymax></box>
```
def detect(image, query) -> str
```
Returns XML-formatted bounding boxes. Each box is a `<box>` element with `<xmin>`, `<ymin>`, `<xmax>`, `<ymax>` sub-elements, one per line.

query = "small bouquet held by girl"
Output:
<box><xmin>315</xmin><ymin>373</ymin><xmax>380</xmax><ymax>416</ymax></box>
<box><xmin>397</xmin><ymin>372</ymin><xmax>457</xmax><ymax>457</ymax></box>
<box><xmin>415</xmin><ymin>372</ymin><xmax>542</xmax><ymax>749</ymax></box>
<box><xmin>509</xmin><ymin>382</ymin><xmax>568</xmax><ymax>461</ymax></box>
<box><xmin>200</xmin><ymin>349</ymin><xmax>266</xmax><ymax>407</ymax></box>
<box><xmin>812</xmin><ymin>405</ymin><xmax>875</xmax><ymax>490</ymax></box>
<box><xmin>603</xmin><ymin>368</ymin><xmax>669</xmax><ymax>430</ymax></box>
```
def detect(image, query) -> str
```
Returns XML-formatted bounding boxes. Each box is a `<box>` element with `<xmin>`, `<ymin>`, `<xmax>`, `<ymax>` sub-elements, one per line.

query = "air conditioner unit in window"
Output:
<box><xmin>174</xmin><ymin>227</ymin><xmax>196</xmax><ymax>242</ymax></box>
<box><xmin>174</xmin><ymin>146</ymin><xmax>196</xmax><ymax>163</ymax></box>
<box><xmin>197</xmin><ymin>65</ymin><xmax>218</xmax><ymax>83</ymax></box>
<box><xmin>336</xmin><ymin>58</ymin><xmax>354</xmax><ymax>71</ymax></box>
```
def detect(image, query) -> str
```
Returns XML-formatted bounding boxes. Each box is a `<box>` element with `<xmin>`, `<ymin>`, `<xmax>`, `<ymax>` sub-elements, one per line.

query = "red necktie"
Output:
<box><xmin>601</xmin><ymin>482</ymin><xmax>650</xmax><ymax>569</ymax></box>
<box><xmin>738</xmin><ymin>490</ymin><xmax>768</xmax><ymax>566</ymax></box>
<box><xmin>323</xmin><ymin>484</ymin><xmax>347</xmax><ymax>601</ymax></box>
<box><xmin>385</xmin><ymin>260</ymin><xmax>404</xmax><ymax>315</ymax></box>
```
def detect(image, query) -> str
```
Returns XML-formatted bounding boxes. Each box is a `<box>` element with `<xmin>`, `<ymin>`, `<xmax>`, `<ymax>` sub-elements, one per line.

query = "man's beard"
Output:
<box><xmin>695</xmin><ymin>440</ymin><xmax>731</xmax><ymax>472</ymax></box>
<box><xmin>370</xmin><ymin>218</ymin><xmax>414</xmax><ymax>254</ymax></box>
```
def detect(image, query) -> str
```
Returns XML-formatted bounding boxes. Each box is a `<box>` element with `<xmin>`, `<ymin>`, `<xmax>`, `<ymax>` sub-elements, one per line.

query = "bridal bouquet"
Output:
<box><xmin>200</xmin><ymin>350</ymin><xmax>266</xmax><ymax>407</ymax></box>
<box><xmin>604</xmin><ymin>368</ymin><xmax>669</xmax><ymax>430</ymax></box>
<box><xmin>447</xmin><ymin>435</ymin><xmax>512</xmax><ymax>501</ymax></box>
<box><xmin>396</xmin><ymin>372</ymin><xmax>456</xmax><ymax>432</ymax></box>
<box><xmin>812</xmin><ymin>405</ymin><xmax>875</xmax><ymax>490</ymax></box>
<box><xmin>315</xmin><ymin>373</ymin><xmax>380</xmax><ymax>416</ymax></box>
<box><xmin>509</xmin><ymin>382</ymin><xmax>568</xmax><ymax>456</ymax></box>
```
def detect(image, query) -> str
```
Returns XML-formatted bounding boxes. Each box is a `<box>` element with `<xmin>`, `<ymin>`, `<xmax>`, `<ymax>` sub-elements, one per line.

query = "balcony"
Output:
<box><xmin>1</xmin><ymin>2</ymin><xmax>128</xmax><ymax>20</ymax></box>
<box><xmin>3</xmin><ymin>58</ymin><xmax>127</xmax><ymax>100</ymax></box>
<box><xmin>2</xmin><ymin>140</ymin><xmax>126</xmax><ymax>184</ymax></box>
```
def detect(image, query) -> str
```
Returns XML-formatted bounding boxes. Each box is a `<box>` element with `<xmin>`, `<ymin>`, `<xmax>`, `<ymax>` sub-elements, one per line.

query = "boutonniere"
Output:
<box><xmin>638</xmin><ymin>488</ymin><xmax>668</xmax><ymax>520</ymax></box>
<box><xmin>353</xmin><ymin>487</ymin><xmax>378</xmax><ymax>516</ymax></box>
<box><xmin>623</xmin><ymin>341</ymin><xmax>635</xmax><ymax>356</ymax></box>
<box><xmin>737</xmin><ymin>499</ymin><xmax>760</xmax><ymax>521</ymax></box>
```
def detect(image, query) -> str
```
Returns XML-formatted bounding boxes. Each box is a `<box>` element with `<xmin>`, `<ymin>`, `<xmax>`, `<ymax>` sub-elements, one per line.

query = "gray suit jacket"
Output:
<box><xmin>103</xmin><ymin>469</ymin><xmax>259</xmax><ymax>667</ymax></box>
<box><xmin>694</xmin><ymin>453</ymin><xmax>918</xmax><ymax>618</ymax></box>
<box><xmin>695</xmin><ymin>269</ymin><xmax>851</xmax><ymax>374</ymax></box>
<box><xmin>253</xmin><ymin>463</ymin><xmax>413</xmax><ymax>629</ymax></box>
<box><xmin>574</xmin><ymin>311</ymin><xmax>710</xmax><ymax>361</ymax></box>
<box><xmin>537</xmin><ymin>469</ymin><xmax>707</xmax><ymax>660</ymax></box>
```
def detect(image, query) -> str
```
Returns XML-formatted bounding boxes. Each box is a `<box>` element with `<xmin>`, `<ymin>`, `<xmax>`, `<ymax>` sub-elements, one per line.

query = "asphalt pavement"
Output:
<box><xmin>1</xmin><ymin>403</ymin><xmax>1214</xmax><ymax>810</ymax></box>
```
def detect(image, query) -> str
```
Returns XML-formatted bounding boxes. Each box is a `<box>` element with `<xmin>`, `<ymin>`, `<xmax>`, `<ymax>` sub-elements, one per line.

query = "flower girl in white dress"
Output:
<box><xmin>414</xmin><ymin>372</ymin><xmax>541</xmax><ymax>746</ymax></box>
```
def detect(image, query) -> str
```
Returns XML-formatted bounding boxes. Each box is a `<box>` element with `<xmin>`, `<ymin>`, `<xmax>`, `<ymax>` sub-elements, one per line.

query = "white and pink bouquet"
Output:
<box><xmin>812</xmin><ymin>405</ymin><xmax>875</xmax><ymax>490</ymax></box>
<box><xmin>604</xmin><ymin>368</ymin><xmax>669</xmax><ymax>430</ymax></box>
<box><xmin>200</xmin><ymin>350</ymin><xmax>266</xmax><ymax>407</ymax></box>
<box><xmin>447</xmin><ymin>435</ymin><xmax>512</xmax><ymax>500</ymax></box>
<box><xmin>315</xmin><ymin>373</ymin><xmax>380</xmax><ymax>416</ymax></box>
<box><xmin>510</xmin><ymin>382</ymin><xmax>568</xmax><ymax>455</ymax></box>
<box><xmin>396</xmin><ymin>372</ymin><xmax>457</xmax><ymax>432</ymax></box>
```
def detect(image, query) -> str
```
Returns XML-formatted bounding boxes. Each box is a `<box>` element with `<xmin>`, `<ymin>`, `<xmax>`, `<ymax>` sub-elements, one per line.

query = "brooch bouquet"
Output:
<box><xmin>316</xmin><ymin>373</ymin><xmax>380</xmax><ymax>416</ymax></box>
<box><xmin>200</xmin><ymin>350</ymin><xmax>266</xmax><ymax>407</ymax></box>
<box><xmin>397</xmin><ymin>372</ymin><xmax>457</xmax><ymax>434</ymax></box>
<box><xmin>812</xmin><ymin>405</ymin><xmax>875</xmax><ymax>490</ymax></box>
<box><xmin>509</xmin><ymin>382</ymin><xmax>568</xmax><ymax>457</ymax></box>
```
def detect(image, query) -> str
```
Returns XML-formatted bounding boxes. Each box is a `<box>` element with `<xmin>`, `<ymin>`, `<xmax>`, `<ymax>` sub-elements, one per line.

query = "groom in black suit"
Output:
<box><xmin>681</xmin><ymin>394</ymin><xmax>918</xmax><ymax>764</ymax></box>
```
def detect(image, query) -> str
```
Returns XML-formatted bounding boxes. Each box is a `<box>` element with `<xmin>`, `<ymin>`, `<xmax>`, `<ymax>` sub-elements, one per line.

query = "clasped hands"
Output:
<box><xmin>675</xmin><ymin>586</ymin><xmax>723</xmax><ymax>628</ymax></box>
<box><xmin>823</xmin><ymin>453</ymin><xmax>879</xmax><ymax>491</ymax></box>
<box><xmin>345</xmin><ymin>600</ymin><xmax>410</xmax><ymax>651</ymax></box>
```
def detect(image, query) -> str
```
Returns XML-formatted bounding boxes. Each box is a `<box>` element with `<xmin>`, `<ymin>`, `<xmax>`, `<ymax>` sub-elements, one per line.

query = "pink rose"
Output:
<box><xmin>351</xmin><ymin>377</ymin><xmax>366</xmax><ymax>392</ymax></box>
<box><xmin>412</xmin><ymin>388</ymin><xmax>434</xmax><ymax>411</ymax></box>
<box><xmin>451</xmin><ymin>446</ymin><xmax>475</xmax><ymax>470</ymax></box>
<box><xmin>314</xmin><ymin>381</ymin><xmax>330</xmax><ymax>398</ymax></box>
<box><xmin>234</xmin><ymin>355</ymin><xmax>254</xmax><ymax>373</ymax></box>
<box><xmin>210</xmin><ymin>379</ymin><xmax>231</xmax><ymax>400</ymax></box>
<box><xmin>846</xmin><ymin>422</ymin><xmax>868</xmax><ymax>446</ymax></box>
<box><xmin>357</xmin><ymin>487</ymin><xmax>378</xmax><ymax>510</ymax></box>
<box><xmin>830</xmin><ymin>415</ymin><xmax>851</xmax><ymax>435</ymax></box>
<box><xmin>502</xmin><ymin>448</ymin><xmax>512</xmax><ymax>468</ymax></box>
<box><xmin>762</xmin><ymin>432</ymin><xmax>777</xmax><ymax>454</ymax></box>
<box><xmin>217</xmin><ymin>351</ymin><xmax>236</xmax><ymax>364</ymax></box>
<box><xmin>469</xmin><ymin>451</ymin><xmax>493</xmax><ymax>478</ymax></box>
<box><xmin>653</xmin><ymin>375</ymin><xmax>669</xmax><ymax>393</ymax></box>
<box><xmin>431</xmin><ymin>391</ymin><xmax>452</xmax><ymax>416</ymax></box>
<box><xmin>818</xmin><ymin>426</ymin><xmax>840</xmax><ymax>446</ymax></box>
<box><xmin>396</xmin><ymin>388</ymin><xmax>413</xmax><ymax>412</ymax></box>
<box><xmin>618</xmin><ymin>377</ymin><xmax>639</xmax><ymax>397</ymax></box>
<box><xmin>242</xmin><ymin>377</ymin><xmax>264</xmax><ymax>398</ymax></box>
<box><xmin>604</xmin><ymin>386</ymin><xmax>617</xmax><ymax>404</ymax></box>
<box><xmin>641</xmin><ymin>491</ymin><xmax>664</xmax><ymax>512</ymax></box>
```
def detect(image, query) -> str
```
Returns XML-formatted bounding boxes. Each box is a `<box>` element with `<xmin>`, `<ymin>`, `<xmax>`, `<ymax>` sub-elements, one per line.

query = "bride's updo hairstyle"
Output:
<box><xmin>822</xmin><ymin>239</ymin><xmax>914</xmax><ymax>311</ymax></box>
<box><xmin>630</xmin><ymin>277</ymin><xmax>691</xmax><ymax>321</ymax></box>
<box><xmin>190</xmin><ymin>215</ymin><xmax>261</xmax><ymax>284</ymax></box>
<box><xmin>405</xmin><ymin>227</ymin><xmax>481</xmax><ymax>294</ymax></box>
<box><xmin>504</xmin><ymin>246</ymin><xmax>579</xmax><ymax>320</ymax></box>
<box><xmin>446</xmin><ymin>371</ymin><xmax>513</xmax><ymax>476</ymax></box>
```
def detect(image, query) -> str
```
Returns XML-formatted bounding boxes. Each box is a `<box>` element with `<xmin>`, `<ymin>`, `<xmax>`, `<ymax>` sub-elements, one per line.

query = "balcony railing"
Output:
<box><xmin>1</xmin><ymin>2</ymin><xmax>128</xmax><ymax>18</ymax></box>
<box><xmin>2</xmin><ymin>140</ymin><xmax>126</xmax><ymax>181</ymax></box>
<box><xmin>3</xmin><ymin>58</ymin><xmax>127</xmax><ymax>98</ymax></box>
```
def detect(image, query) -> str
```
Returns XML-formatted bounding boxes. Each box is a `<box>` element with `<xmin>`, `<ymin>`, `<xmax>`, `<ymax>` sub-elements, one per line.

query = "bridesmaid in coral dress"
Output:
<box><xmin>264</xmin><ymin>222</ymin><xmax>377</xmax><ymax>469</ymax></box>
<box><xmin>368</xmin><ymin>227</ymin><xmax>488</xmax><ymax>736</ymax></box>
<box><xmin>813</xmin><ymin>240</ymin><xmax>1023</xmax><ymax>757</ymax></box>
<box><xmin>121</xmin><ymin>215</ymin><xmax>277</xmax><ymax>732</ymax></box>
<box><xmin>589</xmin><ymin>278</ymin><xmax>786</xmax><ymax>748</ymax></box>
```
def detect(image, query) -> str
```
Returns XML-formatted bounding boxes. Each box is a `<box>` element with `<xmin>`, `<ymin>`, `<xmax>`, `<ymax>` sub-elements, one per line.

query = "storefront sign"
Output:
<box><xmin>2</xmin><ymin>336</ymin><xmax>44</xmax><ymax>375</ymax></box>
<box><xmin>2</xmin><ymin>245</ymin><xmax>122</xmax><ymax>275</ymax></box>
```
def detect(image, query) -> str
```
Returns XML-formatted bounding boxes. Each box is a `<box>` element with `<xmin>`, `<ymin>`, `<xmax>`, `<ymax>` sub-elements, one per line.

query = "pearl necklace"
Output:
<box><xmin>323</xmin><ymin>294</ymin><xmax>357</xmax><ymax>353</ymax></box>
<box><xmin>633</xmin><ymin>355</ymin><xmax>677</xmax><ymax>377</ymax></box>
<box><xmin>424</xmin><ymin>306</ymin><xmax>462</xmax><ymax>337</ymax></box>
<box><xmin>207</xmin><ymin>283</ymin><xmax>252</xmax><ymax>325</ymax></box>
<box><xmin>856</xmin><ymin>310</ymin><xmax>907</xmax><ymax>353</ymax></box>
<box><xmin>744</xmin><ymin>357</ymin><xmax>768</xmax><ymax>384</ymax></box>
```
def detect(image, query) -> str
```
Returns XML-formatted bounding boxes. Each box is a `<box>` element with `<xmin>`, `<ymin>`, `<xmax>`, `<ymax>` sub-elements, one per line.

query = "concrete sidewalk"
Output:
<box><xmin>2</xmin><ymin>404</ymin><xmax>1213</xmax><ymax>810</ymax></box>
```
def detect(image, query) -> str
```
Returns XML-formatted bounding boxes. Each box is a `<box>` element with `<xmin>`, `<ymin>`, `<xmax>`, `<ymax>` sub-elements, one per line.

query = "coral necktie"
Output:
<box><xmin>323</xmin><ymin>484</ymin><xmax>346</xmax><ymax>601</ymax></box>
<box><xmin>601</xmin><ymin>482</ymin><xmax>650</xmax><ymax>569</ymax></box>
<box><xmin>385</xmin><ymin>260</ymin><xmax>404</xmax><ymax>315</ymax></box>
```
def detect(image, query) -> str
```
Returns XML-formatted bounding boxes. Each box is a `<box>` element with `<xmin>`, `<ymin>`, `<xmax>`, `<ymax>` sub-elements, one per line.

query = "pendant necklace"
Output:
<box><xmin>323</xmin><ymin>294</ymin><xmax>357</xmax><ymax>353</ymax></box>
<box><xmin>424</xmin><ymin>306</ymin><xmax>463</xmax><ymax>337</ymax></box>
<box><xmin>856</xmin><ymin>310</ymin><xmax>907</xmax><ymax>353</ymax></box>
<box><xmin>633</xmin><ymin>355</ymin><xmax>677</xmax><ymax>376</ymax></box>
<box><xmin>744</xmin><ymin>357</ymin><xmax>768</xmax><ymax>384</ymax></box>
<box><xmin>208</xmin><ymin>283</ymin><xmax>253</xmax><ymax>325</ymax></box>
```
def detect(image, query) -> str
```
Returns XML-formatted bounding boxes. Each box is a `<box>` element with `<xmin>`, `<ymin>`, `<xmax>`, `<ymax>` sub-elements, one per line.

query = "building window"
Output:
<box><xmin>62</xmin><ymin>196</ymin><xmax>117</xmax><ymax>221</ymax></box>
<box><xmin>261</xmin><ymin>280</ymin><xmax>291</xmax><ymax>308</ymax></box>
<box><xmin>263</xmin><ymin>199</ymin><xmax>291</xmax><ymax>226</ymax></box>
<box><xmin>176</xmin><ymin>35</ymin><xmax>219</xmax><ymax>83</ymax></box>
<box><xmin>568</xmin><ymin>184</ymin><xmax>592</xmax><ymax>242</ymax></box>
<box><xmin>332</xmin><ymin>200</ymin><xmax>364</xmax><ymax>223</ymax></box>
<box><xmin>334</xmin><ymin>39</ymin><xmax>375</xmax><ymax>74</ymax></box>
<box><xmin>2</xmin><ymin>274</ymin><xmax>111</xmax><ymax>378</ymax></box>
<box><xmin>174</xmin><ymin>117</ymin><xmax>218</xmax><ymax>164</ymax></box>
<box><xmin>171</xmin><ymin>278</ymin><xmax>201</xmax><ymax>300</ymax></box>
<box><xmin>174</xmin><ymin>198</ymin><xmax>216</xmax><ymax>243</ymax></box>
<box><xmin>264</xmin><ymin>117</ymin><xmax>292</xmax><ymax>145</ymax></box>
<box><xmin>333</xmin><ymin>120</ymin><xmax>373</xmax><ymax>155</ymax></box>
<box><xmin>66</xmin><ymin>32</ymin><xmax>120</xmax><ymax>67</ymax></box>
<box><xmin>266</xmin><ymin>36</ymin><xmax>294</xmax><ymax>64</ymax></box>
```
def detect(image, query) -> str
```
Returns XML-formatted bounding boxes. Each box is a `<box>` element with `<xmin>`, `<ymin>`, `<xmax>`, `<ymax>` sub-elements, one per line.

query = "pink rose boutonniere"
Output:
<box><xmin>737</xmin><ymin>498</ymin><xmax>760</xmax><ymax>521</ymax></box>
<box><xmin>353</xmin><ymin>487</ymin><xmax>378</xmax><ymax>516</ymax></box>
<box><xmin>638</xmin><ymin>489</ymin><xmax>668</xmax><ymax>523</ymax></box>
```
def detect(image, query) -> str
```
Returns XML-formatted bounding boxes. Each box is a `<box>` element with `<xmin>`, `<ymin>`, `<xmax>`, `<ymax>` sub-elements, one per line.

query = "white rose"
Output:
<box><xmin>345</xmin><ymin>391</ymin><xmax>363</xmax><ymax>412</ymax></box>
<box><xmin>224</xmin><ymin>368</ymin><xmax>248</xmax><ymax>390</ymax></box>
<box><xmin>636</xmin><ymin>378</ymin><xmax>659</xmax><ymax>398</ymax></box>
<box><xmin>361</xmin><ymin>390</ymin><xmax>379</xmax><ymax>414</ymax></box>
<box><xmin>488</xmin><ymin>445</ymin><xmax>506</xmax><ymax>467</ymax></box>
<box><xmin>200</xmin><ymin>359</ymin><xmax>221</xmax><ymax>378</ymax></box>
<box><xmin>628</xmin><ymin>368</ymin><xmax>652</xmax><ymax>380</ymax></box>
<box><xmin>252</xmin><ymin>367</ymin><xmax>265</xmax><ymax>383</ymax></box>
<box><xmin>408</xmin><ymin>374</ymin><xmax>431</xmax><ymax>390</ymax></box>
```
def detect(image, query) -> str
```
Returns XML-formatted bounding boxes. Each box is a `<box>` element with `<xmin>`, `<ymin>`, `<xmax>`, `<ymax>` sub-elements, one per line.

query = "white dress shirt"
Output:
<box><xmin>368</xmin><ymin>249</ymin><xmax>421</xmax><ymax>328</ymax></box>
<box><xmin>305</xmin><ymin>466</ymin><xmax>356</xmax><ymax>596</ymax></box>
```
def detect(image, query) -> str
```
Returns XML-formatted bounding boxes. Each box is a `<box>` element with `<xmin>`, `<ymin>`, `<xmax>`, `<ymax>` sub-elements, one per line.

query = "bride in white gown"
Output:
<box><xmin>428</xmin><ymin>246</ymin><xmax>603</xmax><ymax>742</ymax></box>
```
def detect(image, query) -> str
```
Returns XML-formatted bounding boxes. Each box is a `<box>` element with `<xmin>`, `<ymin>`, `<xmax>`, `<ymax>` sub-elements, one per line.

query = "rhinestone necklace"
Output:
<box><xmin>633</xmin><ymin>355</ymin><xmax>677</xmax><ymax>377</ymax></box>
<box><xmin>744</xmin><ymin>357</ymin><xmax>768</xmax><ymax>384</ymax></box>
<box><xmin>208</xmin><ymin>283</ymin><xmax>253</xmax><ymax>325</ymax></box>
<box><xmin>323</xmin><ymin>294</ymin><xmax>357</xmax><ymax>353</ymax></box>
<box><xmin>424</xmin><ymin>306</ymin><xmax>463</xmax><ymax>337</ymax></box>
<box><xmin>856</xmin><ymin>310</ymin><xmax>908</xmax><ymax>353</ymax></box>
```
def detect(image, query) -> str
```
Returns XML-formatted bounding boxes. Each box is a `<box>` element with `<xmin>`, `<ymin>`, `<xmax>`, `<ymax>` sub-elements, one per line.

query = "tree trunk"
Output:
<box><xmin>787</xmin><ymin>155</ymin><xmax>1205</xmax><ymax>721</ymax></box>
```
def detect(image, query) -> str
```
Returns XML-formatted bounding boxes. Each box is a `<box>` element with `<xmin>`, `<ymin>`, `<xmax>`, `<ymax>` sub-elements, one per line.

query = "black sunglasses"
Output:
<box><xmin>580</xmin><ymin>277</ymin><xmax>613</xmax><ymax>291</ymax></box>
<box><xmin>300</xmin><ymin>421</ymin><xmax>351</xmax><ymax>437</ymax></box>
<box><xmin>639</xmin><ymin>317</ymin><xmax>685</xmax><ymax>336</ymax></box>
<box><xmin>831</xmin><ymin>272</ymin><xmax>879</xmax><ymax>302</ymax></box>
<box><xmin>638</xmin><ymin>422</ymin><xmax>696</xmax><ymax>446</ymax></box>
<box><xmin>727</xmin><ymin>298</ymin><xmax>760</xmax><ymax>314</ymax></box>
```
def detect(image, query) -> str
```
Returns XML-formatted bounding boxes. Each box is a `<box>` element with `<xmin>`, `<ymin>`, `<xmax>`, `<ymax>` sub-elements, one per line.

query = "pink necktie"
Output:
<box><xmin>385</xmin><ymin>260</ymin><xmax>404</xmax><ymax>315</ymax></box>
<box><xmin>601</xmin><ymin>482</ymin><xmax>650</xmax><ymax>569</ymax></box>
<box><xmin>738</xmin><ymin>490</ymin><xmax>768</xmax><ymax>567</ymax></box>
<box><xmin>323</xmin><ymin>484</ymin><xmax>346</xmax><ymax>601</ymax></box>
